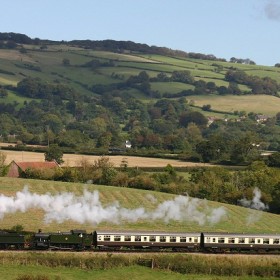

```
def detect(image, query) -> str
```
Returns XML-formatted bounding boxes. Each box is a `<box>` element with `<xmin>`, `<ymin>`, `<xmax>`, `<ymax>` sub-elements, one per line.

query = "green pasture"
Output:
<box><xmin>116</xmin><ymin>61</ymin><xmax>186</xmax><ymax>73</ymax></box>
<box><xmin>1</xmin><ymin>90</ymin><xmax>34</xmax><ymax>107</ymax></box>
<box><xmin>151</xmin><ymin>82</ymin><xmax>194</xmax><ymax>94</ymax></box>
<box><xmin>0</xmin><ymin>177</ymin><xmax>279</xmax><ymax>234</ymax></box>
<box><xmin>187</xmin><ymin>94</ymin><xmax>280</xmax><ymax>116</ymax></box>
<box><xmin>0</xmin><ymin>265</ymin><xmax>189</xmax><ymax>280</ymax></box>
<box><xmin>244</xmin><ymin>69</ymin><xmax>280</xmax><ymax>83</ymax></box>
<box><xmin>84</xmin><ymin>50</ymin><xmax>160</xmax><ymax>63</ymax></box>
<box><xmin>139</xmin><ymin>54</ymin><xmax>214</xmax><ymax>70</ymax></box>
<box><xmin>0</xmin><ymin>264</ymin><xmax>275</xmax><ymax>280</ymax></box>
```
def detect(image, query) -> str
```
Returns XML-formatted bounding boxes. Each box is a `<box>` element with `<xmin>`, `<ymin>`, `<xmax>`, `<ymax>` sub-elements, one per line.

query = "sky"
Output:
<box><xmin>1</xmin><ymin>0</ymin><xmax>280</xmax><ymax>66</ymax></box>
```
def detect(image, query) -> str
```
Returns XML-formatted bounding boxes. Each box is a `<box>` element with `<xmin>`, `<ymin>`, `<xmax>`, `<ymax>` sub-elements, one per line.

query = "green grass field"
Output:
<box><xmin>0</xmin><ymin>264</ymin><xmax>276</xmax><ymax>280</ymax></box>
<box><xmin>1</xmin><ymin>252</ymin><xmax>279</xmax><ymax>280</ymax></box>
<box><xmin>0</xmin><ymin>177</ymin><xmax>279</xmax><ymax>234</ymax></box>
<box><xmin>187</xmin><ymin>94</ymin><xmax>280</xmax><ymax>116</ymax></box>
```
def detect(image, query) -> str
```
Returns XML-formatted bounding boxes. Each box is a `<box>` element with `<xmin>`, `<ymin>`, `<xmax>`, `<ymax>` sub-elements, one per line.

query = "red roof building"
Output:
<box><xmin>7</xmin><ymin>161</ymin><xmax>60</xmax><ymax>178</ymax></box>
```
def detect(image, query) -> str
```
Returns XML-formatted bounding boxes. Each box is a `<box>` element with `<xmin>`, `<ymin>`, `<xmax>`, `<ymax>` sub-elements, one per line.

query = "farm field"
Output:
<box><xmin>187</xmin><ymin>94</ymin><xmax>280</xmax><ymax>116</ymax></box>
<box><xmin>1</xmin><ymin>149</ymin><xmax>211</xmax><ymax>168</ymax></box>
<box><xmin>0</xmin><ymin>177</ymin><xmax>279</xmax><ymax>234</ymax></box>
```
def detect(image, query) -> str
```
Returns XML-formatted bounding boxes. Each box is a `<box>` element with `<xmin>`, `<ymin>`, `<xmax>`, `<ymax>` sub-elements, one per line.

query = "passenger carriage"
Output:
<box><xmin>94</xmin><ymin>231</ymin><xmax>201</xmax><ymax>251</ymax></box>
<box><xmin>202</xmin><ymin>232</ymin><xmax>280</xmax><ymax>252</ymax></box>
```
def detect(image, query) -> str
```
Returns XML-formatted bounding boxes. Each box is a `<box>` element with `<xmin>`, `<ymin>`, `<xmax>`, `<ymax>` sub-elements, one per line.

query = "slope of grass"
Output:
<box><xmin>0</xmin><ymin>177</ymin><xmax>279</xmax><ymax>234</ymax></box>
<box><xmin>188</xmin><ymin>94</ymin><xmax>280</xmax><ymax>116</ymax></box>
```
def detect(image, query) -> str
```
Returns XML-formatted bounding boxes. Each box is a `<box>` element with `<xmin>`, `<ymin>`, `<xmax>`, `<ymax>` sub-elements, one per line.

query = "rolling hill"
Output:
<box><xmin>0</xmin><ymin>177</ymin><xmax>279</xmax><ymax>234</ymax></box>
<box><xmin>0</xmin><ymin>35</ymin><xmax>280</xmax><ymax>116</ymax></box>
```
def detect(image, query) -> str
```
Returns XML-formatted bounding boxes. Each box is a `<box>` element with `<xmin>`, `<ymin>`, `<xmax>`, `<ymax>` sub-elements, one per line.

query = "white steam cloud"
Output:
<box><xmin>0</xmin><ymin>187</ymin><xmax>227</xmax><ymax>226</ymax></box>
<box><xmin>238</xmin><ymin>187</ymin><xmax>269</xmax><ymax>225</ymax></box>
<box><xmin>238</xmin><ymin>187</ymin><xmax>269</xmax><ymax>211</ymax></box>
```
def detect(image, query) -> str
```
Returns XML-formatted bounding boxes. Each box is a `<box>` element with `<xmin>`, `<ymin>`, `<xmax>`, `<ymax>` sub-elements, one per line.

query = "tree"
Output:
<box><xmin>179</xmin><ymin>111</ymin><xmax>208</xmax><ymax>127</ymax></box>
<box><xmin>0</xmin><ymin>151</ymin><xmax>7</xmax><ymax>176</ymax></box>
<box><xmin>230</xmin><ymin>134</ymin><xmax>261</xmax><ymax>164</ymax></box>
<box><xmin>44</xmin><ymin>144</ymin><xmax>64</xmax><ymax>164</ymax></box>
<box><xmin>202</xmin><ymin>104</ymin><xmax>211</xmax><ymax>111</ymax></box>
<box><xmin>196</xmin><ymin>140</ymin><xmax>220</xmax><ymax>162</ymax></box>
<box><xmin>171</xmin><ymin>70</ymin><xmax>194</xmax><ymax>84</ymax></box>
<box><xmin>267</xmin><ymin>152</ymin><xmax>280</xmax><ymax>167</ymax></box>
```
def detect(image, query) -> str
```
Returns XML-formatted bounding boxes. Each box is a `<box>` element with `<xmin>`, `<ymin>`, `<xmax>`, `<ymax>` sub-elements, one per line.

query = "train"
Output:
<box><xmin>1</xmin><ymin>229</ymin><xmax>280</xmax><ymax>253</ymax></box>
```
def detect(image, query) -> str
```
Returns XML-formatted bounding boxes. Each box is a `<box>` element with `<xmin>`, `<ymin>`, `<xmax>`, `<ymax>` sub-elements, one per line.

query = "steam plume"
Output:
<box><xmin>238</xmin><ymin>187</ymin><xmax>269</xmax><ymax>211</ymax></box>
<box><xmin>238</xmin><ymin>187</ymin><xmax>269</xmax><ymax>225</ymax></box>
<box><xmin>0</xmin><ymin>187</ymin><xmax>227</xmax><ymax>226</ymax></box>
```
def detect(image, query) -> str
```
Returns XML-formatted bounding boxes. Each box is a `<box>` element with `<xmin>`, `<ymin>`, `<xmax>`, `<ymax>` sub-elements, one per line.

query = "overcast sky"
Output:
<box><xmin>1</xmin><ymin>0</ymin><xmax>280</xmax><ymax>66</ymax></box>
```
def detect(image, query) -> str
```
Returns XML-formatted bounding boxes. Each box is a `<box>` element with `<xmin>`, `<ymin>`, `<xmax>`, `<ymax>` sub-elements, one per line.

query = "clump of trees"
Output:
<box><xmin>225</xmin><ymin>69</ymin><xmax>280</xmax><ymax>96</ymax></box>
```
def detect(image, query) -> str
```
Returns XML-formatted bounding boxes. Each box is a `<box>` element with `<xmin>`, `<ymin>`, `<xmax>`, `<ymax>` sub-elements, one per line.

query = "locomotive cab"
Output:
<box><xmin>32</xmin><ymin>232</ymin><xmax>50</xmax><ymax>249</ymax></box>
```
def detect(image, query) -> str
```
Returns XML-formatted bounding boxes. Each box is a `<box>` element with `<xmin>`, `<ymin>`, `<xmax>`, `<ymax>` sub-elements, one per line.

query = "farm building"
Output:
<box><xmin>6</xmin><ymin>160</ymin><xmax>60</xmax><ymax>178</ymax></box>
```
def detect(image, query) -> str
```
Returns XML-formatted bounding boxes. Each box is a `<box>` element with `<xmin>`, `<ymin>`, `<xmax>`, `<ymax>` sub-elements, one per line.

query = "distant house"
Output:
<box><xmin>125</xmin><ymin>140</ymin><xmax>132</xmax><ymax>149</ymax></box>
<box><xmin>207</xmin><ymin>116</ymin><xmax>220</xmax><ymax>126</ymax></box>
<box><xmin>6</xmin><ymin>161</ymin><xmax>60</xmax><ymax>178</ymax></box>
<box><xmin>255</xmin><ymin>114</ymin><xmax>269</xmax><ymax>123</ymax></box>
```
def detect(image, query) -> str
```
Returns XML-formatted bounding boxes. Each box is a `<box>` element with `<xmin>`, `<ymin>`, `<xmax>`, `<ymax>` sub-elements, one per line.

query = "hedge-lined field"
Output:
<box><xmin>1</xmin><ymin>149</ymin><xmax>211</xmax><ymax>168</ymax></box>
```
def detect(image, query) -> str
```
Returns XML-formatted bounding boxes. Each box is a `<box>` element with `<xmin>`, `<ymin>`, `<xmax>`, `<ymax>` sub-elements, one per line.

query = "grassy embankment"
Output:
<box><xmin>0</xmin><ymin>177</ymin><xmax>279</xmax><ymax>233</ymax></box>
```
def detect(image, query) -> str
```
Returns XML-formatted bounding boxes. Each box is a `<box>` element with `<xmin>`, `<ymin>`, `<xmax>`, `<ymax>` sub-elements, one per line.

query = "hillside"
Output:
<box><xmin>0</xmin><ymin>34</ymin><xmax>280</xmax><ymax>113</ymax></box>
<box><xmin>1</xmin><ymin>33</ymin><xmax>280</xmax><ymax>165</ymax></box>
<box><xmin>0</xmin><ymin>177</ymin><xmax>279</xmax><ymax>234</ymax></box>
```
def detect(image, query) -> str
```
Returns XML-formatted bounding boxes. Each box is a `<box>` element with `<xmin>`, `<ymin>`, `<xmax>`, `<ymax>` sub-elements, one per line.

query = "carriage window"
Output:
<box><xmin>249</xmin><ymin>238</ymin><xmax>255</xmax><ymax>244</ymax></box>
<box><xmin>114</xmin><ymin>235</ymin><xmax>121</xmax><ymax>242</ymax></box>
<box><xmin>212</xmin><ymin>238</ymin><xmax>216</xmax><ymax>243</ymax></box>
<box><xmin>160</xmin><ymin>236</ymin><xmax>166</xmax><ymax>242</ymax></box>
<box><xmin>228</xmin><ymin>238</ymin><xmax>235</xmax><ymax>244</ymax></box>
<box><xmin>150</xmin><ymin>236</ymin><xmax>156</xmax><ymax>242</ymax></box>
<box><xmin>143</xmin><ymin>237</ymin><xmax>148</xmax><ymax>242</ymax></box>
<box><xmin>135</xmin><ymin>236</ymin><xmax>141</xmax><ymax>242</ymax></box>
<box><xmin>257</xmin><ymin>239</ymin><xmax>261</xmax><ymax>244</ymax></box>
<box><xmin>170</xmin><ymin>236</ymin><xmax>176</xmax><ymax>242</ymax></box>
<box><xmin>180</xmin><ymin>237</ymin><xmax>186</xmax><ymax>243</ymax></box>
<box><xmin>218</xmin><ymin>238</ymin><xmax>225</xmax><ymax>243</ymax></box>
<box><xmin>238</xmin><ymin>238</ymin><xmax>245</xmax><ymax>244</ymax></box>
<box><xmin>104</xmin><ymin>235</ymin><xmax>111</xmax><ymax>241</ymax></box>
<box><xmin>124</xmin><ymin>236</ymin><xmax>131</xmax><ymax>242</ymax></box>
<box><xmin>273</xmin><ymin>239</ymin><xmax>279</xmax><ymax>244</ymax></box>
<box><xmin>206</xmin><ymin>237</ymin><xmax>211</xmax><ymax>242</ymax></box>
<box><xmin>194</xmin><ymin>238</ymin><xmax>198</xmax><ymax>243</ymax></box>
<box><xmin>263</xmin><ymin>238</ymin><xmax>269</xmax><ymax>244</ymax></box>
<box><xmin>98</xmin><ymin>236</ymin><xmax>102</xmax><ymax>241</ymax></box>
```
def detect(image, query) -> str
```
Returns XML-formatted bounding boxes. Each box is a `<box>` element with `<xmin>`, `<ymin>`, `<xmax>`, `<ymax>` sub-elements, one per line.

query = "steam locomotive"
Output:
<box><xmin>1</xmin><ymin>229</ymin><xmax>280</xmax><ymax>253</ymax></box>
